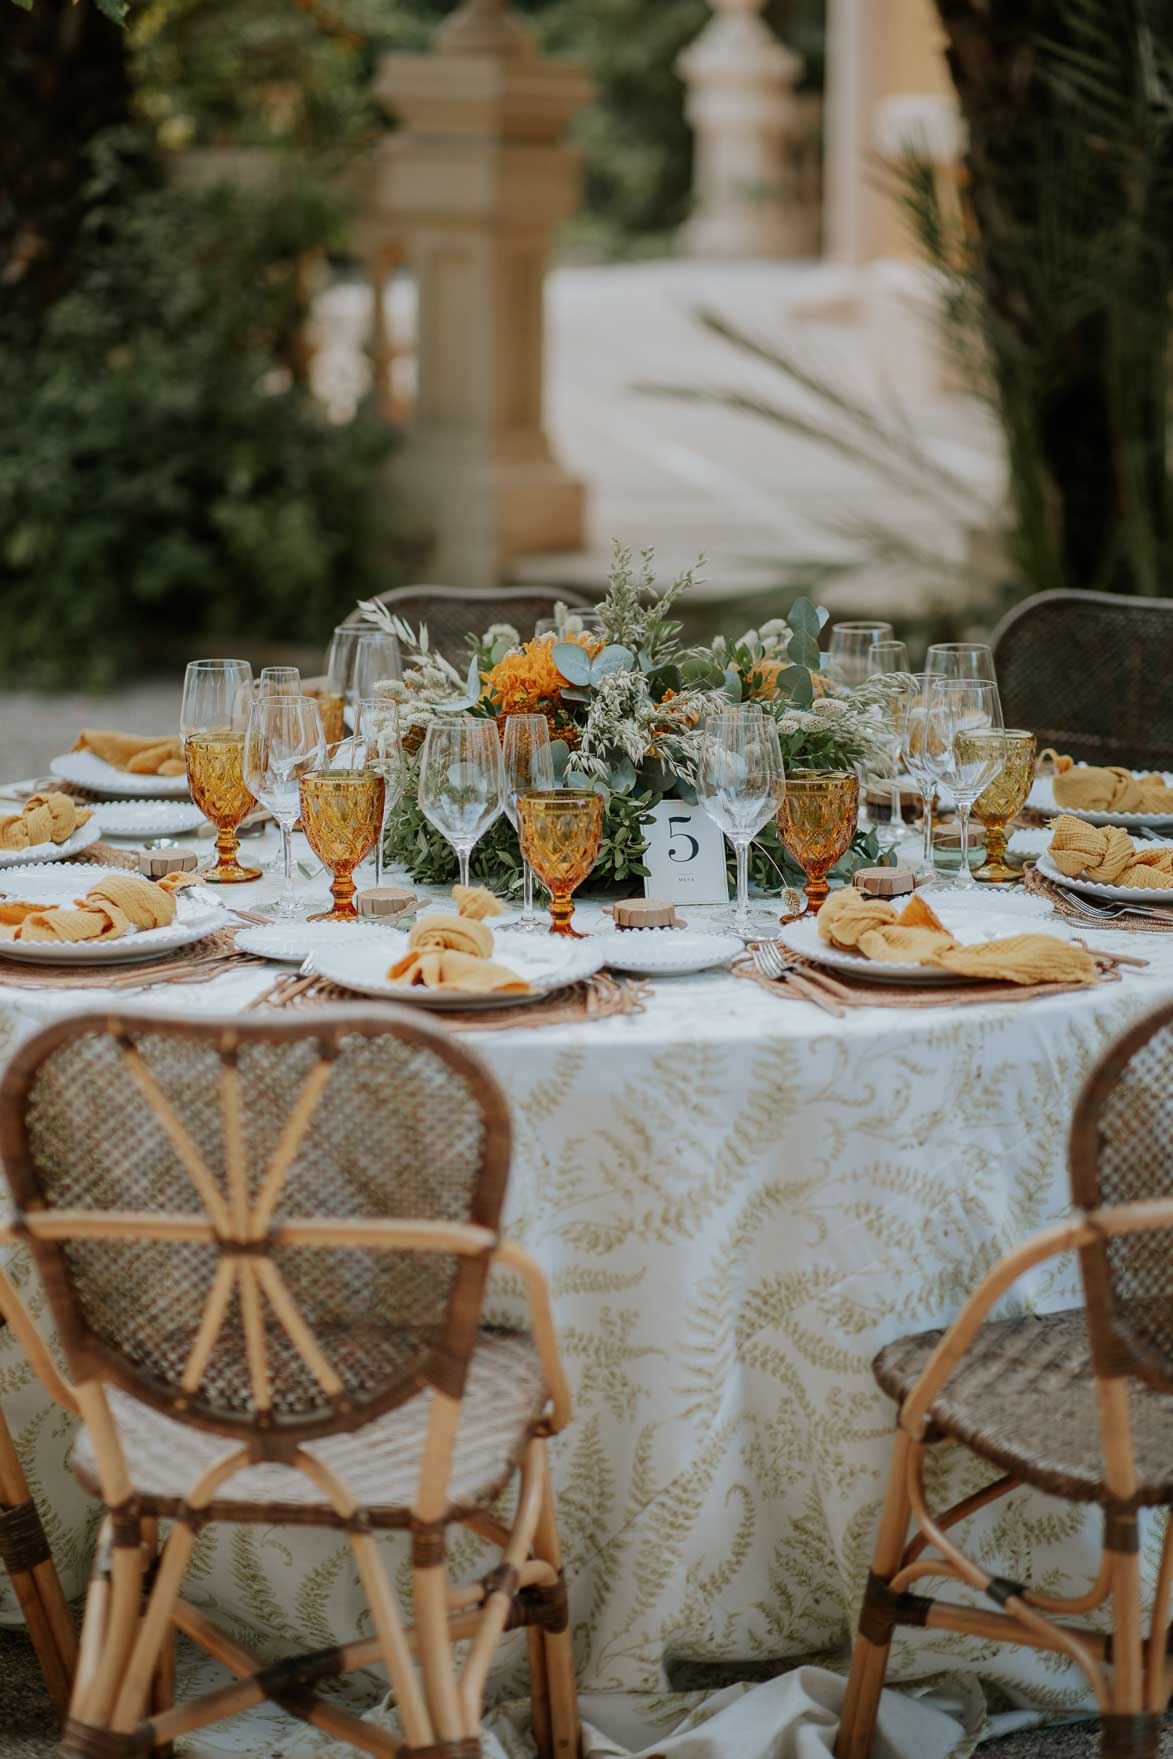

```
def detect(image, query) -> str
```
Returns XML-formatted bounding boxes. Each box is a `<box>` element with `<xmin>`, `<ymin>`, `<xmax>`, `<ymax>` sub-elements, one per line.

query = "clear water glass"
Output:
<box><xmin>826</xmin><ymin>621</ymin><xmax>895</xmax><ymax>688</ymax></box>
<box><xmin>924</xmin><ymin>678</ymin><xmax>1004</xmax><ymax>890</ymax></box>
<box><xmin>243</xmin><ymin>696</ymin><xmax>324</xmax><ymax>920</ymax></box>
<box><xmin>354</xmin><ymin>698</ymin><xmax>404</xmax><ymax>887</ymax></box>
<box><xmin>695</xmin><ymin>708</ymin><xmax>787</xmax><ymax>938</ymax></box>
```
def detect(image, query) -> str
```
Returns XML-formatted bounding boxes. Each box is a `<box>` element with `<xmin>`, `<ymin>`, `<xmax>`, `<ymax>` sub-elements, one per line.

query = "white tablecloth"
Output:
<box><xmin>1</xmin><ymin>829</ymin><xmax>1169</xmax><ymax>1755</ymax></box>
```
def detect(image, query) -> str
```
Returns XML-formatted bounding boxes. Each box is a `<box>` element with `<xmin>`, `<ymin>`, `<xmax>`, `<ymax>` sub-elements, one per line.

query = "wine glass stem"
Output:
<box><xmin>733</xmin><ymin>839</ymin><xmax>751</xmax><ymax>935</ymax></box>
<box><xmin>281</xmin><ymin>821</ymin><xmax>294</xmax><ymax>892</ymax></box>
<box><xmin>921</xmin><ymin>786</ymin><xmax>935</xmax><ymax>869</ymax></box>
<box><xmin>522</xmin><ymin>857</ymin><xmax>535</xmax><ymax>926</ymax></box>
<box><xmin>375</xmin><ymin>804</ymin><xmax>386</xmax><ymax>888</ymax></box>
<box><xmin>957</xmin><ymin>805</ymin><xmax>974</xmax><ymax>890</ymax></box>
<box><xmin>457</xmin><ymin>846</ymin><xmax>471</xmax><ymax>890</ymax></box>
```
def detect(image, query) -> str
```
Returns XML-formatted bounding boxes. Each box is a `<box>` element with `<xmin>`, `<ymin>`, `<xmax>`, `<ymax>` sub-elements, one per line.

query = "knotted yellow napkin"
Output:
<box><xmin>87</xmin><ymin>872</ymin><xmax>176</xmax><ymax>930</ymax></box>
<box><xmin>0</xmin><ymin>792</ymin><xmax>92</xmax><ymax>851</ymax></box>
<box><xmin>1048</xmin><ymin>816</ymin><xmax>1173</xmax><ymax>888</ymax></box>
<box><xmin>452</xmin><ymin>884</ymin><xmax>505</xmax><ymax>921</ymax></box>
<box><xmin>1052</xmin><ymin>764</ymin><xmax>1173</xmax><ymax>815</ymax></box>
<box><xmin>817</xmin><ymin>889</ymin><xmax>898</xmax><ymax>949</ymax></box>
<box><xmin>857</xmin><ymin>924</ymin><xmax>956</xmax><ymax>964</ymax></box>
<box><xmin>387</xmin><ymin>900</ymin><xmax>530</xmax><ymax>992</ymax></box>
<box><xmin>72</xmin><ymin>731</ymin><xmax>186</xmax><ymax>777</ymax></box>
<box><xmin>19</xmin><ymin>899</ymin><xmax>131</xmax><ymax>944</ymax></box>
<box><xmin>0</xmin><ymin>874</ymin><xmax>175</xmax><ymax>944</ymax></box>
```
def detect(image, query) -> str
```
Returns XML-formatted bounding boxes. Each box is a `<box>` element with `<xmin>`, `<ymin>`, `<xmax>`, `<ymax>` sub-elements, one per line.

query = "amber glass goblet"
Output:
<box><xmin>776</xmin><ymin>770</ymin><xmax>860</xmax><ymax>915</ymax></box>
<box><xmin>517</xmin><ymin>790</ymin><xmax>603</xmax><ymax>938</ymax></box>
<box><xmin>186</xmin><ymin>733</ymin><xmax>262</xmax><ymax>884</ymax></box>
<box><xmin>299</xmin><ymin>769</ymin><xmax>386</xmax><ymax>921</ymax></box>
<box><xmin>303</xmin><ymin>688</ymin><xmax>346</xmax><ymax>747</ymax></box>
<box><xmin>971</xmin><ymin>730</ymin><xmax>1036</xmax><ymax>883</ymax></box>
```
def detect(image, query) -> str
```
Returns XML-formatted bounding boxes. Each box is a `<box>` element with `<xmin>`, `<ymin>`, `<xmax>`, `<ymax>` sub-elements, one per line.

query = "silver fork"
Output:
<box><xmin>749</xmin><ymin>941</ymin><xmax>847</xmax><ymax>1017</ymax></box>
<box><xmin>1056</xmin><ymin>889</ymin><xmax>1173</xmax><ymax>924</ymax></box>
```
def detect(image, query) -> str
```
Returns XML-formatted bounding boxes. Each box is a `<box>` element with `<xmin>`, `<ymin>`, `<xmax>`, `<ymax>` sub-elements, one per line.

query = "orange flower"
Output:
<box><xmin>481</xmin><ymin>634</ymin><xmax>600</xmax><ymax>716</ymax></box>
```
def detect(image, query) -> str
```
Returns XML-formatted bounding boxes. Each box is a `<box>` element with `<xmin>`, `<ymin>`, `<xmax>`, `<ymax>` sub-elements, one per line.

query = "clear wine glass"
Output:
<box><xmin>243</xmin><ymin>696</ymin><xmax>325</xmax><ymax>920</ymax></box>
<box><xmin>924</xmin><ymin>642</ymin><xmax>997</xmax><ymax>683</ymax></box>
<box><xmin>866</xmin><ymin>653</ymin><xmax>914</xmax><ymax>854</ymax></box>
<box><xmin>695</xmin><ymin>708</ymin><xmax>787</xmax><ymax>939</ymax></box>
<box><xmin>353</xmin><ymin>697</ymin><xmax>404</xmax><ymax>887</ymax></box>
<box><xmin>418</xmin><ymin>718</ymin><xmax>504</xmax><ymax>890</ymax></box>
<box><xmin>826</xmin><ymin>621</ymin><xmax>895</xmax><ymax>688</ymax></box>
<box><xmin>180</xmin><ymin>659</ymin><xmax>253</xmax><ymax>740</ymax></box>
<box><xmin>327</xmin><ymin>626</ymin><xmax>403</xmax><ymax>723</ymax></box>
<box><xmin>924</xmin><ymin>678</ymin><xmax>1005</xmax><ymax>891</ymax></box>
<box><xmin>502</xmin><ymin>715</ymin><xmax>556</xmax><ymax>932</ymax></box>
<box><xmin>898</xmin><ymin>673</ymin><xmax>938</xmax><ymax>876</ymax></box>
<box><xmin>256</xmin><ymin>666</ymin><xmax>301</xmax><ymax>697</ymax></box>
<box><xmin>867</xmin><ymin>640</ymin><xmax>911</xmax><ymax>676</ymax></box>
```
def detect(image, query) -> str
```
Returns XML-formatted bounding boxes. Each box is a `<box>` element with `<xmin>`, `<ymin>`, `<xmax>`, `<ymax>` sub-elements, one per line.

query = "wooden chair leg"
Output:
<box><xmin>528</xmin><ymin>1625</ymin><xmax>553</xmax><ymax>1759</ymax></box>
<box><xmin>532</xmin><ymin>1442</ymin><xmax>579</xmax><ymax>1759</ymax></box>
<box><xmin>836</xmin><ymin>1430</ymin><xmax>914</xmax><ymax>1759</ymax></box>
<box><xmin>0</xmin><ymin>1407</ymin><xmax>75</xmax><ymax>1717</ymax></box>
<box><xmin>1102</xmin><ymin>1511</ymin><xmax>1157</xmax><ymax>1759</ymax></box>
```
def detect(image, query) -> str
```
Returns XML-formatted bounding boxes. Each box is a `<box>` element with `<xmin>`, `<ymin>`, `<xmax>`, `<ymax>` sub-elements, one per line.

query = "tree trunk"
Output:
<box><xmin>0</xmin><ymin>0</ymin><xmax>132</xmax><ymax>334</ymax></box>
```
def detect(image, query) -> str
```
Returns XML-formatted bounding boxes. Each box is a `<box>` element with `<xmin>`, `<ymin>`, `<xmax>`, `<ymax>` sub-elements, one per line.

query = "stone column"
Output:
<box><xmin>364</xmin><ymin>0</ymin><xmax>594</xmax><ymax>587</ymax></box>
<box><xmin>678</xmin><ymin>0</ymin><xmax>818</xmax><ymax>259</ymax></box>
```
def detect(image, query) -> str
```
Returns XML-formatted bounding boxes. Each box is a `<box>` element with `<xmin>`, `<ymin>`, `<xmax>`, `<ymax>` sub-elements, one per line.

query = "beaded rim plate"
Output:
<box><xmin>591</xmin><ymin>930</ymin><xmax>744</xmax><ymax>976</ymax></box>
<box><xmin>314</xmin><ymin>936</ymin><xmax>606</xmax><ymax>1010</ymax></box>
<box><xmin>50</xmin><ymin>751</ymin><xmax>191</xmax><ymax>800</ymax></box>
<box><xmin>1036</xmin><ymin>848</ymin><xmax>1173</xmax><ymax>905</ymax></box>
<box><xmin>235</xmin><ymin>922</ymin><xmax>405</xmax><ymax>963</ymax></box>
<box><xmin>778</xmin><ymin>903</ymin><xmax>1083</xmax><ymax>986</ymax></box>
<box><xmin>1027</xmin><ymin>768</ymin><xmax>1173</xmax><ymax>829</ymax></box>
<box><xmin>91</xmin><ymin>799</ymin><xmax>206</xmax><ymax>838</ymax></box>
<box><xmin>0</xmin><ymin>864</ymin><xmax>230</xmax><ymax>965</ymax></box>
<box><xmin>0</xmin><ymin>818</ymin><xmax>101</xmax><ymax>866</ymax></box>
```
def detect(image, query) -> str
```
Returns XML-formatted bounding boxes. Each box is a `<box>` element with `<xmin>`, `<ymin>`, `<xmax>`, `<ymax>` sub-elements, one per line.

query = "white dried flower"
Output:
<box><xmin>812</xmin><ymin>698</ymin><xmax>850</xmax><ymax>719</ymax></box>
<box><xmin>484</xmin><ymin>623</ymin><xmax>521</xmax><ymax>648</ymax></box>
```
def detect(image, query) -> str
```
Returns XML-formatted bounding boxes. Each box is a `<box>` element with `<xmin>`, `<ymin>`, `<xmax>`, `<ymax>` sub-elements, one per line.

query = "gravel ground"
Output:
<box><xmin>1</xmin><ymin>1624</ymin><xmax>1163</xmax><ymax>1758</ymax></box>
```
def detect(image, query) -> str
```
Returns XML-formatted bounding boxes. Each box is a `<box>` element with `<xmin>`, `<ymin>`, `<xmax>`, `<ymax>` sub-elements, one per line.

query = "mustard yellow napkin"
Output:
<box><xmin>817</xmin><ymin>889</ymin><xmax>898</xmax><ymax>949</ymax></box>
<box><xmin>857</xmin><ymin>924</ymin><xmax>956</xmax><ymax>964</ymax></box>
<box><xmin>932</xmin><ymin>935</ymin><xmax>1098</xmax><ymax>986</ymax></box>
<box><xmin>1052</xmin><ymin>764</ymin><xmax>1173</xmax><ymax>815</ymax></box>
<box><xmin>408</xmin><ymin>913</ymin><xmax>494</xmax><ymax>959</ymax></box>
<box><xmin>87</xmin><ymin>872</ymin><xmax>176</xmax><ymax>930</ymax></box>
<box><xmin>1048</xmin><ymin>815</ymin><xmax>1173</xmax><ymax>887</ymax></box>
<box><xmin>73</xmin><ymin>730</ymin><xmax>186</xmax><ymax>777</ymax></box>
<box><xmin>452</xmin><ymin>884</ymin><xmax>506</xmax><ymax>921</ymax></box>
<box><xmin>19</xmin><ymin>902</ymin><xmax>130</xmax><ymax>945</ymax></box>
<box><xmin>0</xmin><ymin>792</ymin><xmax>92</xmax><ymax>851</ymax></box>
<box><xmin>387</xmin><ymin>950</ymin><xmax>532</xmax><ymax>993</ymax></box>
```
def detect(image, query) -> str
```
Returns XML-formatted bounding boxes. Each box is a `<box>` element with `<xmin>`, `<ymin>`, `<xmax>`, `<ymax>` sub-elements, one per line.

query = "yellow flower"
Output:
<box><xmin>481</xmin><ymin>634</ymin><xmax>599</xmax><ymax>715</ymax></box>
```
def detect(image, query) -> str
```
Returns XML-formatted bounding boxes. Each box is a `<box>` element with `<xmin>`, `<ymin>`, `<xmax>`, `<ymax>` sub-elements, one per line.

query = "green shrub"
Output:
<box><xmin>0</xmin><ymin>134</ymin><xmax>393</xmax><ymax>690</ymax></box>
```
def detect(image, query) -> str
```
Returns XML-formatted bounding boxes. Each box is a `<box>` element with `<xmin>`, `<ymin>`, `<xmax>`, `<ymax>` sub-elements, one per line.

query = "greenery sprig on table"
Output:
<box><xmin>365</xmin><ymin>541</ymin><xmax>896</xmax><ymax>899</ymax></box>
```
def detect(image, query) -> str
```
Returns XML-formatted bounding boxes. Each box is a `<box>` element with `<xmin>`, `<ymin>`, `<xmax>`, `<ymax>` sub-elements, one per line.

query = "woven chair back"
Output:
<box><xmin>343</xmin><ymin>585</ymin><xmax>593</xmax><ymax>668</ymax></box>
<box><xmin>0</xmin><ymin>1009</ymin><xmax>511</xmax><ymax>1449</ymax></box>
<box><xmin>1070</xmin><ymin>998</ymin><xmax>1173</xmax><ymax>1390</ymax></box>
<box><xmin>990</xmin><ymin>589</ymin><xmax>1173</xmax><ymax>771</ymax></box>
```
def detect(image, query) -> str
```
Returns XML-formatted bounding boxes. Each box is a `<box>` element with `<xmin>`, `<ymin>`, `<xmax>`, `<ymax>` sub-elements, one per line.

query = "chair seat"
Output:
<box><xmin>71</xmin><ymin>1329</ymin><xmax>548</xmax><ymax>1528</ymax></box>
<box><xmin>875</xmin><ymin>1309</ymin><xmax>1173</xmax><ymax>1506</ymax></box>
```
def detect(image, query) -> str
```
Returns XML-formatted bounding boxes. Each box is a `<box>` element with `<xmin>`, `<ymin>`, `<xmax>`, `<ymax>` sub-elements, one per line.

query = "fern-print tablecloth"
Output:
<box><xmin>3</xmin><ymin>900</ymin><xmax>1173</xmax><ymax>1753</ymax></box>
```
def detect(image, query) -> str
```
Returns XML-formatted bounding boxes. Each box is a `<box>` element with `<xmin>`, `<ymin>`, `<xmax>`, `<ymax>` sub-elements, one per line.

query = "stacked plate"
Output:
<box><xmin>50</xmin><ymin>751</ymin><xmax>191</xmax><ymax>801</ymax></box>
<box><xmin>313</xmin><ymin>935</ymin><xmax>605</xmax><ymax>1011</ymax></box>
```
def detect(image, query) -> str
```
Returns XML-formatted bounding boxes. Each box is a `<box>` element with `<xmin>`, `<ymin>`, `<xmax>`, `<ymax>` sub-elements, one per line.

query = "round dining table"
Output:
<box><xmin>1</xmin><ymin>820</ymin><xmax>1171</xmax><ymax>1757</ymax></box>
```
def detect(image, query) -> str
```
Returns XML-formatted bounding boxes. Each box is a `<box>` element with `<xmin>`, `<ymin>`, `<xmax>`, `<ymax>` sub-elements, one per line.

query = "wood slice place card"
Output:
<box><xmin>612</xmin><ymin>898</ymin><xmax>679</xmax><ymax>930</ymax></box>
<box><xmin>138</xmin><ymin>849</ymin><xmax>199</xmax><ymax>879</ymax></box>
<box><xmin>852</xmin><ymin>865</ymin><xmax>916</xmax><ymax>899</ymax></box>
<box><xmin>356</xmin><ymin>886</ymin><xmax>417</xmax><ymax>921</ymax></box>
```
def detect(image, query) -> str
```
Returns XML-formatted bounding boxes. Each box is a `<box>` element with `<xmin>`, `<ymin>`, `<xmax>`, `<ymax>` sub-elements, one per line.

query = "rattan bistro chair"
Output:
<box><xmin>990</xmin><ymin>589</ymin><xmax>1173</xmax><ymax>771</ymax></box>
<box><xmin>0</xmin><ymin>1008</ymin><xmax>579</xmax><ymax>1759</ymax></box>
<box><xmin>837</xmin><ymin>997</ymin><xmax>1173</xmax><ymax>1759</ymax></box>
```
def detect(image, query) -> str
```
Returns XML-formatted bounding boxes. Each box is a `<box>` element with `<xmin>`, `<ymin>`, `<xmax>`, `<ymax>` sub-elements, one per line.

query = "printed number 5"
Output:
<box><xmin>667</xmin><ymin>815</ymin><xmax>700</xmax><ymax>863</ymax></box>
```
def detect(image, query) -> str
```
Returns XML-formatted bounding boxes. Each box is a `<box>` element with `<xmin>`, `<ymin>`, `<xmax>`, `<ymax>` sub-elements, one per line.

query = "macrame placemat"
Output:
<box><xmin>0</xmin><ymin>928</ymin><xmax>269</xmax><ymax>992</ymax></box>
<box><xmin>249</xmin><ymin>969</ymin><xmax>652</xmax><ymax>1033</ymax></box>
<box><xmin>733</xmin><ymin>953</ymin><xmax>1123</xmax><ymax>1012</ymax></box>
<box><xmin>63</xmin><ymin>841</ymin><xmax>142</xmax><ymax>871</ymax></box>
<box><xmin>1023</xmin><ymin>861</ymin><xmax>1173</xmax><ymax>933</ymax></box>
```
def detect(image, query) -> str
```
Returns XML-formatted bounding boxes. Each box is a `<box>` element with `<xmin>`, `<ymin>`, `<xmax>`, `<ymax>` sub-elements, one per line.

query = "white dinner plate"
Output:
<box><xmin>315</xmin><ymin>936</ymin><xmax>605</xmax><ymax>1010</ymax></box>
<box><xmin>1036</xmin><ymin>847</ymin><xmax>1173</xmax><ymax>905</ymax></box>
<box><xmin>234</xmin><ymin>922</ymin><xmax>403</xmax><ymax>963</ymax></box>
<box><xmin>0</xmin><ymin>818</ymin><xmax>101</xmax><ymax>866</ymax></box>
<box><xmin>779</xmin><ymin>900</ymin><xmax>1083</xmax><ymax>986</ymax></box>
<box><xmin>0</xmin><ymin>864</ymin><xmax>230</xmax><ymax>965</ymax></box>
<box><xmin>1027</xmin><ymin>768</ymin><xmax>1173</xmax><ymax>830</ymax></box>
<box><xmin>91</xmin><ymin>799</ymin><xmax>206</xmax><ymax>839</ymax></box>
<box><xmin>50</xmin><ymin>751</ymin><xmax>191</xmax><ymax>800</ymax></box>
<box><xmin>591</xmin><ymin>930</ymin><xmax>744</xmax><ymax>976</ymax></box>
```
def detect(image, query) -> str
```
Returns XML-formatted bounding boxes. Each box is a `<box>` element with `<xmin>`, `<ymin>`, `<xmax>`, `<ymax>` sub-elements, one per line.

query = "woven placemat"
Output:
<box><xmin>64</xmin><ymin>840</ymin><xmax>142</xmax><ymax>871</ymax></box>
<box><xmin>1023</xmin><ymin>861</ymin><xmax>1173</xmax><ymax>933</ymax></box>
<box><xmin>0</xmin><ymin>928</ymin><xmax>269</xmax><ymax>992</ymax></box>
<box><xmin>733</xmin><ymin>953</ymin><xmax>1123</xmax><ymax>1012</ymax></box>
<box><xmin>248</xmin><ymin>969</ymin><xmax>652</xmax><ymax>1033</ymax></box>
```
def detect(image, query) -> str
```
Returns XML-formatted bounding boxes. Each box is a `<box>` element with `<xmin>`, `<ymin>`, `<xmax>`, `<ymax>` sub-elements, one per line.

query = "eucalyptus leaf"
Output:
<box><xmin>816</xmin><ymin>606</ymin><xmax>831</xmax><ymax>630</ymax></box>
<box><xmin>723</xmin><ymin>666</ymin><xmax>743</xmax><ymax>702</ymax></box>
<box><xmin>465</xmin><ymin>655</ymin><xmax>482</xmax><ymax>701</ymax></box>
<box><xmin>607</xmin><ymin>757</ymin><xmax>637</xmax><ymax>794</ymax></box>
<box><xmin>681</xmin><ymin>657</ymin><xmax>722</xmax><ymax>688</ymax></box>
<box><xmin>559</xmin><ymin>685</ymin><xmax>592</xmax><ymax>703</ymax></box>
<box><xmin>787</xmin><ymin>597</ymin><xmax>821</xmax><ymax>638</ymax></box>
<box><xmin>489</xmin><ymin>638</ymin><xmax>512</xmax><ymax>665</ymax></box>
<box><xmin>777</xmin><ymin>665</ymin><xmax>814</xmax><ymax>708</ymax></box>
<box><xmin>552</xmin><ymin>641</ymin><xmax>592</xmax><ymax>685</ymax></box>
<box><xmin>591</xmin><ymin>644</ymin><xmax>636</xmax><ymax>680</ymax></box>
<box><xmin>786</xmin><ymin>630</ymin><xmax>822</xmax><ymax>672</ymax></box>
<box><xmin>549</xmin><ymin>740</ymin><xmax>570</xmax><ymax>780</ymax></box>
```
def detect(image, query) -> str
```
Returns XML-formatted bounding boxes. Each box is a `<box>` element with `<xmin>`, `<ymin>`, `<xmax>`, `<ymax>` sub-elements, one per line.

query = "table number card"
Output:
<box><xmin>641</xmin><ymin>800</ymin><xmax>730</xmax><ymax>905</ymax></box>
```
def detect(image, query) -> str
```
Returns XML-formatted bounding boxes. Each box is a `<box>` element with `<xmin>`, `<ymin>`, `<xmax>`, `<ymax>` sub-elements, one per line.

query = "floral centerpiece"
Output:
<box><xmin>360</xmin><ymin>543</ymin><xmax>895</xmax><ymax>897</ymax></box>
